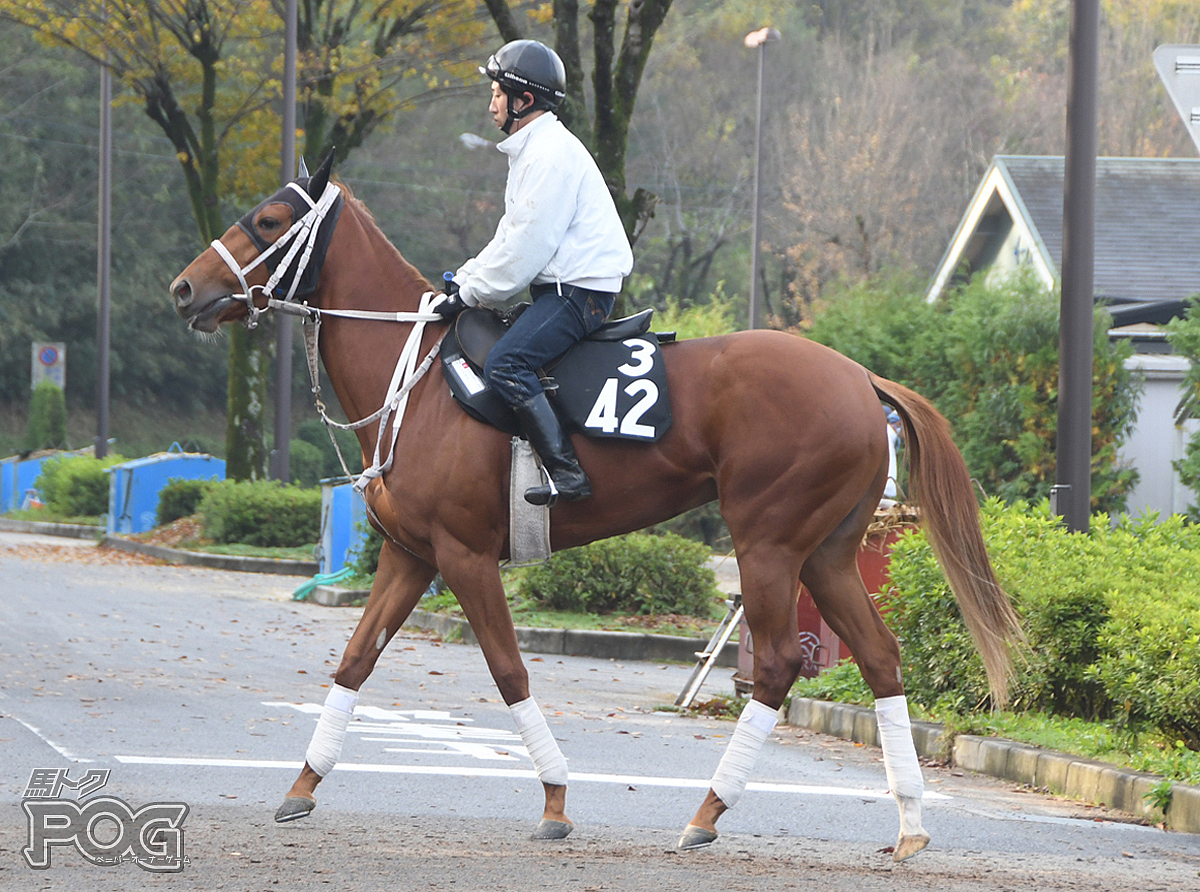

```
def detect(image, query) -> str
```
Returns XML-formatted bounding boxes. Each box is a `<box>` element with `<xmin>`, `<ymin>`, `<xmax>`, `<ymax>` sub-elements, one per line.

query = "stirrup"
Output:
<box><xmin>525</xmin><ymin>468</ymin><xmax>590</xmax><ymax>507</ymax></box>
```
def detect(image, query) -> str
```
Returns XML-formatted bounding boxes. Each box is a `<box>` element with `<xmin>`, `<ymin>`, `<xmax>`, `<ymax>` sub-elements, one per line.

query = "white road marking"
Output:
<box><xmin>6</xmin><ymin>716</ymin><xmax>93</xmax><ymax>763</ymax></box>
<box><xmin>112</xmin><ymin>755</ymin><xmax>950</xmax><ymax>800</ymax></box>
<box><xmin>262</xmin><ymin>700</ymin><xmax>523</xmax><ymax>762</ymax></box>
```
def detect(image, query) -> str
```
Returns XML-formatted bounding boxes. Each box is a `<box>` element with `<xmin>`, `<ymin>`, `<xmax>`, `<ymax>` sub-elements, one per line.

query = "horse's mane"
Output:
<box><xmin>335</xmin><ymin>177</ymin><xmax>434</xmax><ymax>293</ymax></box>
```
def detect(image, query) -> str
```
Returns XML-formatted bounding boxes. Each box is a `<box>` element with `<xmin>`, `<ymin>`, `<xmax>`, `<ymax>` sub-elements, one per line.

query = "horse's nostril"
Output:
<box><xmin>172</xmin><ymin>279</ymin><xmax>193</xmax><ymax>306</ymax></box>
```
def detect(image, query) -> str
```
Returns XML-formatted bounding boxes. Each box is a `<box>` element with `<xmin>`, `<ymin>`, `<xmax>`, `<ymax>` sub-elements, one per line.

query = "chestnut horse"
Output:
<box><xmin>170</xmin><ymin>158</ymin><xmax>1020</xmax><ymax>861</ymax></box>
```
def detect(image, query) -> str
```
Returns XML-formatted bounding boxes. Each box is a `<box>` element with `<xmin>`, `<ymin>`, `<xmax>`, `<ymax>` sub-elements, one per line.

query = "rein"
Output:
<box><xmin>208</xmin><ymin>183</ymin><xmax>452</xmax><ymax>498</ymax></box>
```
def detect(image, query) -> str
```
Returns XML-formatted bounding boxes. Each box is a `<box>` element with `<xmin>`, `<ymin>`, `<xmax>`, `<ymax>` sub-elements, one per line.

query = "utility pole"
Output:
<box><xmin>1054</xmin><ymin>0</ymin><xmax>1099</xmax><ymax>533</ymax></box>
<box><xmin>95</xmin><ymin>20</ymin><xmax>112</xmax><ymax>459</ymax></box>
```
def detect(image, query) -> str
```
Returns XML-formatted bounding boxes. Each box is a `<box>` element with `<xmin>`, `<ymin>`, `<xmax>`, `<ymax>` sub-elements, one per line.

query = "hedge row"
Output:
<box><xmin>519</xmin><ymin>532</ymin><xmax>719</xmax><ymax>617</ymax></box>
<box><xmin>196</xmin><ymin>480</ymin><xmax>321</xmax><ymax>547</ymax></box>
<box><xmin>878</xmin><ymin>500</ymin><xmax>1200</xmax><ymax>749</ymax></box>
<box><xmin>35</xmin><ymin>453</ymin><xmax>126</xmax><ymax>517</ymax></box>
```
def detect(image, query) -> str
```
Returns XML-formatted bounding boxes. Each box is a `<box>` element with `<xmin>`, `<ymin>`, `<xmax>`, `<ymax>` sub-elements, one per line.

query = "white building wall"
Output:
<box><xmin>1120</xmin><ymin>354</ymin><xmax>1199</xmax><ymax>518</ymax></box>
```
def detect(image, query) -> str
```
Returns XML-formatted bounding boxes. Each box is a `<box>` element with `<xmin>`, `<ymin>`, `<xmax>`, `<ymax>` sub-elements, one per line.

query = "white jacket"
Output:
<box><xmin>455</xmin><ymin>113</ymin><xmax>634</xmax><ymax>307</ymax></box>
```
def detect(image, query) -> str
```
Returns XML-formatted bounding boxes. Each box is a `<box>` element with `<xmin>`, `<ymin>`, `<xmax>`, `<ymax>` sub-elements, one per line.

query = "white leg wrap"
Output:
<box><xmin>510</xmin><ymin>697</ymin><xmax>569</xmax><ymax>786</ymax></box>
<box><xmin>709</xmin><ymin>699</ymin><xmax>779</xmax><ymax>808</ymax></box>
<box><xmin>305</xmin><ymin>684</ymin><xmax>359</xmax><ymax>778</ymax></box>
<box><xmin>875</xmin><ymin>695</ymin><xmax>927</xmax><ymax>836</ymax></box>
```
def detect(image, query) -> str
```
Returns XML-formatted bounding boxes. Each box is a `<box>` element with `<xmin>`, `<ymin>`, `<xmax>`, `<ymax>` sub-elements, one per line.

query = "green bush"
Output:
<box><xmin>1087</xmin><ymin>515</ymin><xmax>1200</xmax><ymax>748</ymax></box>
<box><xmin>877</xmin><ymin>500</ymin><xmax>1200</xmax><ymax>747</ymax></box>
<box><xmin>347</xmin><ymin>519</ymin><xmax>384</xmax><ymax>578</ymax></box>
<box><xmin>156</xmin><ymin>477</ymin><xmax>219</xmax><ymax>525</ymax></box>
<box><xmin>23</xmin><ymin>380</ymin><xmax>68</xmax><ymax>452</ymax></box>
<box><xmin>807</xmin><ymin>274</ymin><xmax>1138</xmax><ymax>513</ymax></box>
<box><xmin>288</xmin><ymin>439</ymin><xmax>325</xmax><ymax>488</ymax></box>
<box><xmin>518</xmin><ymin>531</ymin><xmax>720</xmax><ymax>616</ymax></box>
<box><xmin>296</xmin><ymin>419</ymin><xmax>360</xmax><ymax>479</ymax></box>
<box><xmin>35</xmin><ymin>453</ymin><xmax>125</xmax><ymax>517</ymax></box>
<box><xmin>198</xmin><ymin>479</ymin><xmax>320</xmax><ymax>547</ymax></box>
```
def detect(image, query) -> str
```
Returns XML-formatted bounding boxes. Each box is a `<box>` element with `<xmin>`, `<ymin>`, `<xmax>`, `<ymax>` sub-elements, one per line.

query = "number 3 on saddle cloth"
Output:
<box><xmin>441</xmin><ymin>305</ymin><xmax>675</xmax><ymax>442</ymax></box>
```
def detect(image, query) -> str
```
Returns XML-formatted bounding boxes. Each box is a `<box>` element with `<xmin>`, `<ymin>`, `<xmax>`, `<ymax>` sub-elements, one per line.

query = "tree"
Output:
<box><xmin>1</xmin><ymin>0</ymin><xmax>482</xmax><ymax>478</ymax></box>
<box><xmin>0</xmin><ymin>20</ymin><xmax>226</xmax><ymax>427</ymax></box>
<box><xmin>807</xmin><ymin>275</ymin><xmax>1139</xmax><ymax>514</ymax></box>
<box><xmin>482</xmin><ymin>0</ymin><xmax>672</xmax><ymax>242</ymax></box>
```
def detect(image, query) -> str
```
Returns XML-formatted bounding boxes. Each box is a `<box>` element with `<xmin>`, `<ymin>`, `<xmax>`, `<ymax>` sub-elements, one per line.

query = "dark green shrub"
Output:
<box><xmin>296</xmin><ymin>419</ymin><xmax>360</xmax><ymax>479</ymax></box>
<box><xmin>156</xmin><ymin>477</ymin><xmax>219</xmax><ymax>525</ymax></box>
<box><xmin>289</xmin><ymin>439</ymin><xmax>325</xmax><ymax>488</ymax></box>
<box><xmin>807</xmin><ymin>274</ymin><xmax>1138</xmax><ymax>513</ymax></box>
<box><xmin>198</xmin><ymin>480</ymin><xmax>320</xmax><ymax>547</ymax></box>
<box><xmin>347</xmin><ymin>519</ymin><xmax>384</xmax><ymax>578</ymax></box>
<box><xmin>519</xmin><ymin>532</ymin><xmax>720</xmax><ymax>616</ymax></box>
<box><xmin>647</xmin><ymin>503</ymin><xmax>730</xmax><ymax>549</ymax></box>
<box><xmin>35</xmin><ymin>453</ymin><xmax>125</xmax><ymax>517</ymax></box>
<box><xmin>23</xmin><ymin>380</ymin><xmax>68</xmax><ymax>452</ymax></box>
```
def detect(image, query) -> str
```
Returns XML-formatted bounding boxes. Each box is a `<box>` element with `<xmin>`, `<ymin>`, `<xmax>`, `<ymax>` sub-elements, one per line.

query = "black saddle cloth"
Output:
<box><xmin>441</xmin><ymin>306</ymin><xmax>674</xmax><ymax>441</ymax></box>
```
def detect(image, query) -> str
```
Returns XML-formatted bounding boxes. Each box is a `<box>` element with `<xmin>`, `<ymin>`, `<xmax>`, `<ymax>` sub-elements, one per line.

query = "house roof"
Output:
<box><xmin>927</xmin><ymin>155</ymin><xmax>1200</xmax><ymax>313</ymax></box>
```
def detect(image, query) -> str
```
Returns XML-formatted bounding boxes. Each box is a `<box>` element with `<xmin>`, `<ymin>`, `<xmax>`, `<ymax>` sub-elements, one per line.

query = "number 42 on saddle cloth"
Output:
<box><xmin>441</xmin><ymin>306</ymin><xmax>675</xmax><ymax>442</ymax></box>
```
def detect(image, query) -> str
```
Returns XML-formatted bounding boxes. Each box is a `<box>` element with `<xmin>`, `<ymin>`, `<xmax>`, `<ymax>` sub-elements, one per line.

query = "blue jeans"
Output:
<box><xmin>484</xmin><ymin>284</ymin><xmax>615</xmax><ymax>405</ymax></box>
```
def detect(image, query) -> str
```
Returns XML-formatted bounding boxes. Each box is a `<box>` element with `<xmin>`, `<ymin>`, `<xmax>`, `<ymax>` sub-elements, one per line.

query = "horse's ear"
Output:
<box><xmin>307</xmin><ymin>149</ymin><xmax>335</xmax><ymax>198</ymax></box>
<box><xmin>297</xmin><ymin>156</ymin><xmax>310</xmax><ymax>179</ymax></box>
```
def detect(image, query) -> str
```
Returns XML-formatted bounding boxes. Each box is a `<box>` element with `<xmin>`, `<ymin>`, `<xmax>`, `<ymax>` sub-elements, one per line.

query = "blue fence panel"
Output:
<box><xmin>107</xmin><ymin>451</ymin><xmax>225</xmax><ymax>535</ymax></box>
<box><xmin>319</xmin><ymin>481</ymin><xmax>368</xmax><ymax>575</ymax></box>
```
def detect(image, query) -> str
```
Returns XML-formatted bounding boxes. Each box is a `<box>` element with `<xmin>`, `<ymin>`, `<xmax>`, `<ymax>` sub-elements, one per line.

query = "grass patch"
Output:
<box><xmin>188</xmin><ymin>542</ymin><xmax>316</xmax><ymax>561</ymax></box>
<box><xmin>948</xmin><ymin>710</ymin><xmax>1200</xmax><ymax>787</ymax></box>
<box><xmin>3</xmin><ymin>509</ymin><xmax>103</xmax><ymax>526</ymax></box>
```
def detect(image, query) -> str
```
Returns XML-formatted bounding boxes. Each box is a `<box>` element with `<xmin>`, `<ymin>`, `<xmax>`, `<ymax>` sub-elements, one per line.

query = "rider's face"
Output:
<box><xmin>490</xmin><ymin>82</ymin><xmax>532</xmax><ymax>132</ymax></box>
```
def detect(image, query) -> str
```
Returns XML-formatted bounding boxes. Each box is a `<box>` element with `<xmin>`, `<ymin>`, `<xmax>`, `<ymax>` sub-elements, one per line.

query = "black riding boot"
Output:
<box><xmin>514</xmin><ymin>392</ymin><xmax>592</xmax><ymax>507</ymax></box>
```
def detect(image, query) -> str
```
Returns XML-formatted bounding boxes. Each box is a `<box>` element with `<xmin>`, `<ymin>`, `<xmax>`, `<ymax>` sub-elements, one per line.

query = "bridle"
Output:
<box><xmin>207</xmin><ymin>178</ymin><xmax>344</xmax><ymax>329</ymax></box>
<box><xmin>207</xmin><ymin>178</ymin><xmax>452</xmax><ymax>503</ymax></box>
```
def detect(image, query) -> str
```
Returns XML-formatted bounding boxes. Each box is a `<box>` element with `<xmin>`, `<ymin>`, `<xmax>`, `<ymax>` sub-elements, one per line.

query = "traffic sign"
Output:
<box><xmin>1154</xmin><ymin>45</ymin><xmax>1200</xmax><ymax>155</ymax></box>
<box><xmin>30</xmin><ymin>341</ymin><xmax>66</xmax><ymax>391</ymax></box>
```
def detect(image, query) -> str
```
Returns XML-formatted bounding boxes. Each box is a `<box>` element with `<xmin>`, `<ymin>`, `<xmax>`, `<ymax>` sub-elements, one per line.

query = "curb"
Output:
<box><xmin>99</xmin><ymin>535</ymin><xmax>319</xmax><ymax>577</ymax></box>
<box><xmin>311</xmin><ymin>586</ymin><xmax>740</xmax><ymax>668</ymax></box>
<box><xmin>786</xmin><ymin>696</ymin><xmax>1198</xmax><ymax>835</ymax></box>
<box><xmin>0</xmin><ymin>517</ymin><xmax>103</xmax><ymax>540</ymax></box>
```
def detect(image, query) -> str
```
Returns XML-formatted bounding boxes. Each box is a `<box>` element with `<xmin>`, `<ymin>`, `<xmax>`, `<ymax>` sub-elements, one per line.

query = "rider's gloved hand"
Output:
<box><xmin>434</xmin><ymin>272</ymin><xmax>467</xmax><ymax>319</ymax></box>
<box><xmin>433</xmin><ymin>293</ymin><xmax>468</xmax><ymax>319</ymax></box>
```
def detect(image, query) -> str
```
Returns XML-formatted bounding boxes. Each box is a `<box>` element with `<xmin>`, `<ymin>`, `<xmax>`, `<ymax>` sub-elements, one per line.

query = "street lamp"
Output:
<box><xmin>745</xmin><ymin>26</ymin><xmax>780</xmax><ymax>331</ymax></box>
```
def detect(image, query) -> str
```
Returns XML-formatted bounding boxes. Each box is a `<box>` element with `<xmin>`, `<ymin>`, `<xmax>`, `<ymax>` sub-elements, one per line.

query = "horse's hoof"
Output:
<box><xmin>893</xmin><ymin>831</ymin><xmax>931</xmax><ymax>862</ymax></box>
<box><xmin>531</xmin><ymin>819</ymin><xmax>573</xmax><ymax>840</ymax></box>
<box><xmin>274</xmin><ymin>796</ymin><xmax>316</xmax><ymax>823</ymax></box>
<box><xmin>677</xmin><ymin>825</ymin><xmax>718</xmax><ymax>850</ymax></box>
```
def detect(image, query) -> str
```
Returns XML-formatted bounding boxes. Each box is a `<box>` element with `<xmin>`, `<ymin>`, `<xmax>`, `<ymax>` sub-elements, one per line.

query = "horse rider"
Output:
<box><xmin>435</xmin><ymin>39</ymin><xmax>634</xmax><ymax>507</ymax></box>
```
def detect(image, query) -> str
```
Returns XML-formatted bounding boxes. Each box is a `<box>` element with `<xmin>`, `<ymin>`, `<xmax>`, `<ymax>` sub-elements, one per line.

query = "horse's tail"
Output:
<box><xmin>869</xmin><ymin>372</ymin><xmax>1022</xmax><ymax>708</ymax></box>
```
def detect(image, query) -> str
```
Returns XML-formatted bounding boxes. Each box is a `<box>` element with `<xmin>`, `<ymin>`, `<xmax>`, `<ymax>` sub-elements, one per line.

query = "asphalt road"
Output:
<box><xmin>2</xmin><ymin>532</ymin><xmax>1199</xmax><ymax>891</ymax></box>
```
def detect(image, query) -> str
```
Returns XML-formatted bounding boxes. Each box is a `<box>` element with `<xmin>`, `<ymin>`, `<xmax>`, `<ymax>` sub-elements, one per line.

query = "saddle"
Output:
<box><xmin>441</xmin><ymin>306</ymin><xmax>675</xmax><ymax>441</ymax></box>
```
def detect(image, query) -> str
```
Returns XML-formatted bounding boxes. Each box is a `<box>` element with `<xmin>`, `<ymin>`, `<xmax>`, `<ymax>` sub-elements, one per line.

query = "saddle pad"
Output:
<box><xmin>455</xmin><ymin>306</ymin><xmax>658</xmax><ymax>370</ymax></box>
<box><xmin>441</xmin><ymin>329</ymin><xmax>673</xmax><ymax>442</ymax></box>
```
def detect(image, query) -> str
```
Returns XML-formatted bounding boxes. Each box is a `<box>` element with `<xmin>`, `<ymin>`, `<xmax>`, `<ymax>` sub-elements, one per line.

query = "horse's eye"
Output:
<box><xmin>258</xmin><ymin>216</ymin><xmax>281</xmax><ymax>232</ymax></box>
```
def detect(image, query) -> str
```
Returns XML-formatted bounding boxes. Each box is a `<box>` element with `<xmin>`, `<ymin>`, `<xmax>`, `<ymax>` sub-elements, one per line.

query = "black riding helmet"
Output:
<box><xmin>481</xmin><ymin>39</ymin><xmax>566</xmax><ymax>134</ymax></box>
